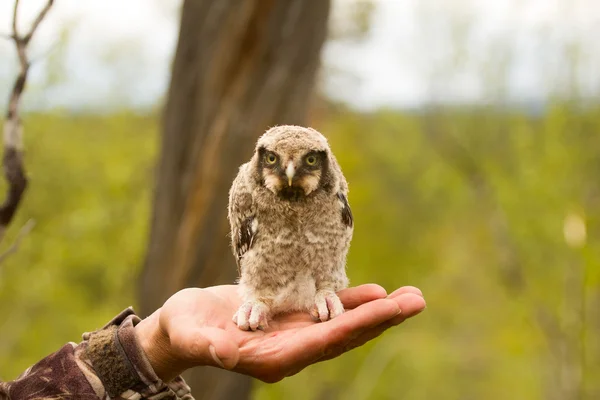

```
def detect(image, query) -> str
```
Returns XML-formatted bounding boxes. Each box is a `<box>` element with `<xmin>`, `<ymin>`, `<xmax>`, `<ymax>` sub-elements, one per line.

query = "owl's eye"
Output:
<box><xmin>305</xmin><ymin>155</ymin><xmax>317</xmax><ymax>166</ymax></box>
<box><xmin>265</xmin><ymin>153</ymin><xmax>278</xmax><ymax>165</ymax></box>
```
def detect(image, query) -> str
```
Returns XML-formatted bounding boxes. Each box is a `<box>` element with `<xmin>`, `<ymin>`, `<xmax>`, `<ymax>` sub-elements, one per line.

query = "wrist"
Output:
<box><xmin>135</xmin><ymin>309</ymin><xmax>181</xmax><ymax>382</ymax></box>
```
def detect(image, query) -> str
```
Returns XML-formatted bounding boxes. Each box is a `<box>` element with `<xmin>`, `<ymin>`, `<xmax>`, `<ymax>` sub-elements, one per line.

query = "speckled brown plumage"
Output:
<box><xmin>228</xmin><ymin>125</ymin><xmax>353</xmax><ymax>330</ymax></box>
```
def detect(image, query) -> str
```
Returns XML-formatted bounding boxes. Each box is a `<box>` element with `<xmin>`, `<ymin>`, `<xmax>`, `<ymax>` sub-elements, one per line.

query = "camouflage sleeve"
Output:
<box><xmin>0</xmin><ymin>308</ymin><xmax>194</xmax><ymax>400</ymax></box>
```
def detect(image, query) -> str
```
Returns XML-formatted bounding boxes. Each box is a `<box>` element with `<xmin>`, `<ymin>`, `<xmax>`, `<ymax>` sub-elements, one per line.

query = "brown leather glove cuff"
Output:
<box><xmin>82</xmin><ymin>307</ymin><xmax>192</xmax><ymax>399</ymax></box>
<box><xmin>83</xmin><ymin>308</ymin><xmax>146</xmax><ymax>397</ymax></box>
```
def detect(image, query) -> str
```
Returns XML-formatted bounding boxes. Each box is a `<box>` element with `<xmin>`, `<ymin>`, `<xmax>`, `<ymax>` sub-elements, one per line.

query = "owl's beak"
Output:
<box><xmin>285</xmin><ymin>162</ymin><xmax>295</xmax><ymax>186</ymax></box>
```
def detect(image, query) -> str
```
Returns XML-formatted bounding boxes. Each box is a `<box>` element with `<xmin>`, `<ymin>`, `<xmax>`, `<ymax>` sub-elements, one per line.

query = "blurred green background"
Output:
<box><xmin>1</xmin><ymin>1</ymin><xmax>599</xmax><ymax>399</ymax></box>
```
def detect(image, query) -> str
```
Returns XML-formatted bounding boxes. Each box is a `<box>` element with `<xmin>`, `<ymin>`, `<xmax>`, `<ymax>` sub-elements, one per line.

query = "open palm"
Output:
<box><xmin>137</xmin><ymin>284</ymin><xmax>426</xmax><ymax>383</ymax></box>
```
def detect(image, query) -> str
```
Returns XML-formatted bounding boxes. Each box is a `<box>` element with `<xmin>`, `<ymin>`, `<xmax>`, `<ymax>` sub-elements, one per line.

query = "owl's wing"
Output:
<box><xmin>330</xmin><ymin>153</ymin><xmax>353</xmax><ymax>228</ymax></box>
<box><xmin>228</xmin><ymin>168</ymin><xmax>256</xmax><ymax>276</ymax></box>
<box><xmin>337</xmin><ymin>192</ymin><xmax>353</xmax><ymax>228</ymax></box>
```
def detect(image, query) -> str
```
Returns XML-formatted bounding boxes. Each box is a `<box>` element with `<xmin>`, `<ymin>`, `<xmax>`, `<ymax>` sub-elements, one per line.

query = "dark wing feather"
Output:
<box><xmin>228</xmin><ymin>173</ymin><xmax>256</xmax><ymax>277</ymax></box>
<box><xmin>337</xmin><ymin>192</ymin><xmax>353</xmax><ymax>228</ymax></box>
<box><xmin>236</xmin><ymin>216</ymin><xmax>255</xmax><ymax>265</ymax></box>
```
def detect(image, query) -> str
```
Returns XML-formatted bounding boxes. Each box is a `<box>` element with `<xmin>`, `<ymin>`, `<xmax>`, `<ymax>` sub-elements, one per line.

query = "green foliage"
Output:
<box><xmin>1</xmin><ymin>105</ymin><xmax>598</xmax><ymax>399</ymax></box>
<box><xmin>0</xmin><ymin>112</ymin><xmax>158</xmax><ymax>378</ymax></box>
<box><xmin>256</xmin><ymin>104</ymin><xmax>600</xmax><ymax>400</ymax></box>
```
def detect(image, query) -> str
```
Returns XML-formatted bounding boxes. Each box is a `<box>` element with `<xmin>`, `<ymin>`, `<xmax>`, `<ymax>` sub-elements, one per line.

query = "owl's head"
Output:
<box><xmin>252</xmin><ymin>125</ymin><xmax>337</xmax><ymax>200</ymax></box>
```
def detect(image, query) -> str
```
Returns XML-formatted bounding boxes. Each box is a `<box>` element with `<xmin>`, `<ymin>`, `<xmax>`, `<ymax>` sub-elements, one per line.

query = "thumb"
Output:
<box><xmin>170</xmin><ymin>326</ymin><xmax>240</xmax><ymax>370</ymax></box>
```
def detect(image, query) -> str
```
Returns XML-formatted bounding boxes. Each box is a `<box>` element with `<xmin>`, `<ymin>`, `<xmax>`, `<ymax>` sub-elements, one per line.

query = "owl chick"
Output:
<box><xmin>228</xmin><ymin>125</ymin><xmax>354</xmax><ymax>331</ymax></box>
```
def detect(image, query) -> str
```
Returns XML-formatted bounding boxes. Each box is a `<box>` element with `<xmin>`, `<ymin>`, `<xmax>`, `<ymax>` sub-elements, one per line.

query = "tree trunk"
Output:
<box><xmin>139</xmin><ymin>0</ymin><xmax>331</xmax><ymax>398</ymax></box>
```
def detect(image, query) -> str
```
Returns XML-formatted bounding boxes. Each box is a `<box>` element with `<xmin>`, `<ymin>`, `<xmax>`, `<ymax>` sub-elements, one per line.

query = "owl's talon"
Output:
<box><xmin>234</xmin><ymin>300</ymin><xmax>270</xmax><ymax>331</ymax></box>
<box><xmin>326</xmin><ymin>294</ymin><xmax>345</xmax><ymax>319</ymax></box>
<box><xmin>309</xmin><ymin>308</ymin><xmax>320</xmax><ymax>321</ymax></box>
<box><xmin>314</xmin><ymin>291</ymin><xmax>345</xmax><ymax>322</ymax></box>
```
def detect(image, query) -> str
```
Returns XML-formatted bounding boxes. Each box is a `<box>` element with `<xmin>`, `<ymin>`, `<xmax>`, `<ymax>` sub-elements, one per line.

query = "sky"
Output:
<box><xmin>0</xmin><ymin>0</ymin><xmax>599</xmax><ymax>111</ymax></box>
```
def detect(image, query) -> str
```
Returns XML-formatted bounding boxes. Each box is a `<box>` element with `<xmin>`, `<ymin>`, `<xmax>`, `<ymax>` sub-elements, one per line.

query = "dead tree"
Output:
<box><xmin>139</xmin><ymin>0</ymin><xmax>331</xmax><ymax>398</ymax></box>
<box><xmin>0</xmin><ymin>0</ymin><xmax>54</xmax><ymax>259</ymax></box>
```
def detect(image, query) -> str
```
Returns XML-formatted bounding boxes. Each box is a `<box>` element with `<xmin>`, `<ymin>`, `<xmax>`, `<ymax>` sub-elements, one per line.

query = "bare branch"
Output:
<box><xmin>1</xmin><ymin>0</ymin><xmax>55</xmax><ymax>245</ymax></box>
<box><xmin>0</xmin><ymin>219</ymin><xmax>35</xmax><ymax>264</ymax></box>
<box><xmin>12</xmin><ymin>0</ymin><xmax>20</xmax><ymax>38</ymax></box>
<box><xmin>23</xmin><ymin>0</ymin><xmax>55</xmax><ymax>44</ymax></box>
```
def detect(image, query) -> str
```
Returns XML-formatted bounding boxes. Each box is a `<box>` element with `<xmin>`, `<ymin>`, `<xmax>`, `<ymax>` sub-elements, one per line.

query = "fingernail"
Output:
<box><xmin>209</xmin><ymin>345</ymin><xmax>225</xmax><ymax>368</ymax></box>
<box><xmin>395</xmin><ymin>308</ymin><xmax>402</xmax><ymax>316</ymax></box>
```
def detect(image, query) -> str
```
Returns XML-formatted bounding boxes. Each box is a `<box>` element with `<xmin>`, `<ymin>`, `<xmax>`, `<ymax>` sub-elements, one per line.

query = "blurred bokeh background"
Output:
<box><xmin>1</xmin><ymin>0</ymin><xmax>599</xmax><ymax>399</ymax></box>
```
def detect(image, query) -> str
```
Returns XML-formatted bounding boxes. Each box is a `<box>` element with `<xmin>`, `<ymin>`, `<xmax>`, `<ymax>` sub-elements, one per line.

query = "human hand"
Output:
<box><xmin>135</xmin><ymin>284</ymin><xmax>425</xmax><ymax>383</ymax></box>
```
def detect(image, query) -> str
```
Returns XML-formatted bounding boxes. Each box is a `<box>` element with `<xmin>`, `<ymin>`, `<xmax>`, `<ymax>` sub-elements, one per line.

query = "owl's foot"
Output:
<box><xmin>311</xmin><ymin>291</ymin><xmax>345</xmax><ymax>322</ymax></box>
<box><xmin>233</xmin><ymin>300</ymin><xmax>270</xmax><ymax>331</ymax></box>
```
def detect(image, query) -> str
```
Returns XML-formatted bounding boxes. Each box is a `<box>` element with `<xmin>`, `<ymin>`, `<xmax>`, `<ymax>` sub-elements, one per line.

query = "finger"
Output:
<box><xmin>315</xmin><ymin>298</ymin><xmax>401</xmax><ymax>342</ymax></box>
<box><xmin>169</xmin><ymin>324</ymin><xmax>240</xmax><ymax>370</ymax></box>
<box><xmin>281</xmin><ymin>298</ymin><xmax>401</xmax><ymax>371</ymax></box>
<box><xmin>318</xmin><ymin>323</ymin><xmax>389</xmax><ymax>362</ymax></box>
<box><xmin>337</xmin><ymin>284</ymin><xmax>387</xmax><ymax>309</ymax></box>
<box><xmin>318</xmin><ymin>293</ymin><xmax>426</xmax><ymax>362</ymax></box>
<box><xmin>388</xmin><ymin>292</ymin><xmax>426</xmax><ymax>325</ymax></box>
<box><xmin>388</xmin><ymin>286</ymin><xmax>423</xmax><ymax>299</ymax></box>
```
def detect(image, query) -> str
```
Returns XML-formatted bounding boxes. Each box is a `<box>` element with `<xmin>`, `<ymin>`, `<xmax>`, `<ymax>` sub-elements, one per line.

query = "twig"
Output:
<box><xmin>12</xmin><ymin>0</ymin><xmax>20</xmax><ymax>38</ymax></box>
<box><xmin>1</xmin><ymin>0</ymin><xmax>54</xmax><ymax>245</ymax></box>
<box><xmin>23</xmin><ymin>0</ymin><xmax>55</xmax><ymax>45</ymax></box>
<box><xmin>0</xmin><ymin>219</ymin><xmax>35</xmax><ymax>264</ymax></box>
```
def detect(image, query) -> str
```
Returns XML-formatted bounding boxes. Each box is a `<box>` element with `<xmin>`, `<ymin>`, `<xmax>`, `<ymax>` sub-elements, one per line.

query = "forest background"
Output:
<box><xmin>0</xmin><ymin>1</ymin><xmax>599</xmax><ymax>399</ymax></box>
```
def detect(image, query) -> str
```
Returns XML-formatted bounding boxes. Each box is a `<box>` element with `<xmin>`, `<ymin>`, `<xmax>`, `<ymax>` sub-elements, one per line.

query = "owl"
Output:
<box><xmin>228</xmin><ymin>125</ymin><xmax>354</xmax><ymax>331</ymax></box>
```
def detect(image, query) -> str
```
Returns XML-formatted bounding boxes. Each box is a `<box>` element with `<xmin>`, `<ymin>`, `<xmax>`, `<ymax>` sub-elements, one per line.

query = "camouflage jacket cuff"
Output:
<box><xmin>82</xmin><ymin>307</ymin><xmax>193</xmax><ymax>399</ymax></box>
